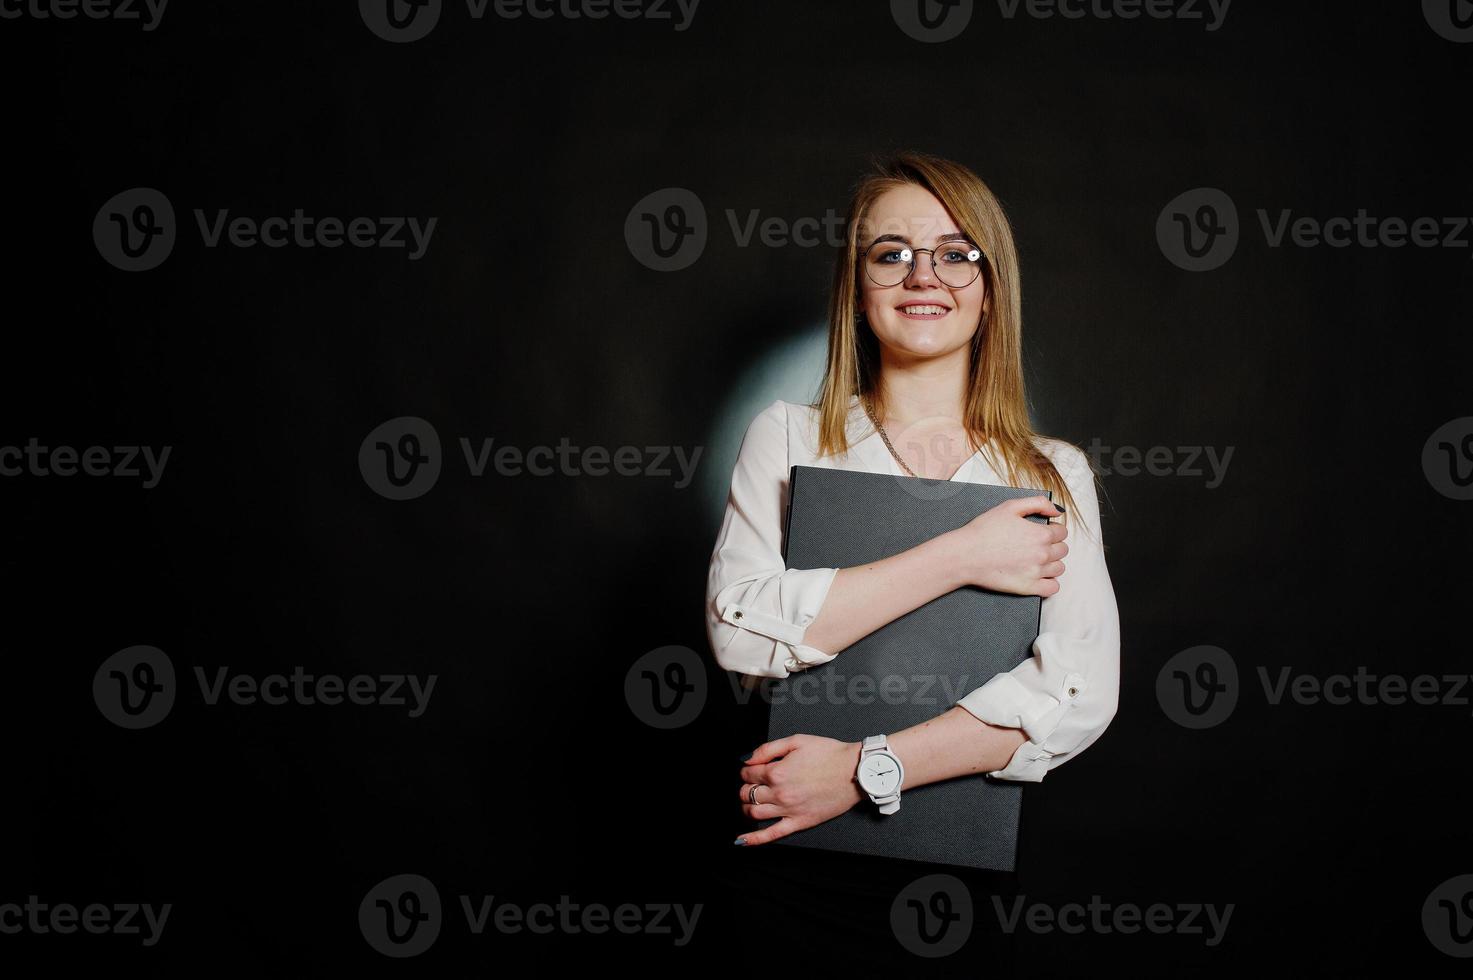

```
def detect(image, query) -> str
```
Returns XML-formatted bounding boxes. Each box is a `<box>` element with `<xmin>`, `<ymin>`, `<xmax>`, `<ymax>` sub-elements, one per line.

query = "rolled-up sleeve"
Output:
<box><xmin>955</xmin><ymin>444</ymin><xmax>1121</xmax><ymax>782</ymax></box>
<box><xmin>706</xmin><ymin>399</ymin><xmax>840</xmax><ymax>678</ymax></box>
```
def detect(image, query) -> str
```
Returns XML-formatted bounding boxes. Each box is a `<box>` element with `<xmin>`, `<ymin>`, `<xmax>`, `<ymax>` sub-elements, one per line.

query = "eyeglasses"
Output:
<box><xmin>862</xmin><ymin>239</ymin><xmax>986</xmax><ymax>288</ymax></box>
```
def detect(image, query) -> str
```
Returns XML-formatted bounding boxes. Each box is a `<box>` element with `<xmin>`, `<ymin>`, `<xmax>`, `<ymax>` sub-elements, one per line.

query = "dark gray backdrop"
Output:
<box><xmin>2</xmin><ymin>0</ymin><xmax>1470</xmax><ymax>973</ymax></box>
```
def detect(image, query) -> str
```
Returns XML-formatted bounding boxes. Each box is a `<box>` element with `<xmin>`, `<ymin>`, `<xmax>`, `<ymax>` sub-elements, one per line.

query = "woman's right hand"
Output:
<box><xmin>947</xmin><ymin>496</ymin><xmax>1068</xmax><ymax>597</ymax></box>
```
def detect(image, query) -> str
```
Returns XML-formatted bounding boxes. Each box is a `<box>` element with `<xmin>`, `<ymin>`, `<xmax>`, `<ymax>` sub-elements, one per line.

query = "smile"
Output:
<box><xmin>896</xmin><ymin>304</ymin><xmax>950</xmax><ymax>318</ymax></box>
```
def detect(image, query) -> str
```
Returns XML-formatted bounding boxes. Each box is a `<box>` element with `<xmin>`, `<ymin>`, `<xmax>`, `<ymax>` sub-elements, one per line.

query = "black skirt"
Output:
<box><xmin>703</xmin><ymin>836</ymin><xmax>1021</xmax><ymax>977</ymax></box>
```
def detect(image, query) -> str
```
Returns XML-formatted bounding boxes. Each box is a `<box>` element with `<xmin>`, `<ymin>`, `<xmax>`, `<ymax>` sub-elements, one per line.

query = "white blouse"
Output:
<box><xmin>704</xmin><ymin>395</ymin><xmax>1120</xmax><ymax>782</ymax></box>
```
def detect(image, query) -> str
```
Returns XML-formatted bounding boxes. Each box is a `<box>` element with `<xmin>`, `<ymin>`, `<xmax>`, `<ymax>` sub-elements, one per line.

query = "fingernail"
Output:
<box><xmin>739</xmin><ymin>751</ymin><xmax>752</xmax><ymax>762</ymax></box>
<box><xmin>1055</xmin><ymin>502</ymin><xmax>1066</xmax><ymax>513</ymax></box>
<box><xmin>733</xmin><ymin>838</ymin><xmax>747</xmax><ymax>846</ymax></box>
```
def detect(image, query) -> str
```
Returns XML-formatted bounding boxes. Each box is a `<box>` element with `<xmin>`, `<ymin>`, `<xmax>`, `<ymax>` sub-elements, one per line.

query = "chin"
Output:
<box><xmin>880</xmin><ymin>323</ymin><xmax>967</xmax><ymax>357</ymax></box>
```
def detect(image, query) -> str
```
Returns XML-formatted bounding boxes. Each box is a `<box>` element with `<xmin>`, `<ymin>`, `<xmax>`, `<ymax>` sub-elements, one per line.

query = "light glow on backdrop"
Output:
<box><xmin>700</xmin><ymin>323</ymin><xmax>828</xmax><ymax>530</ymax></box>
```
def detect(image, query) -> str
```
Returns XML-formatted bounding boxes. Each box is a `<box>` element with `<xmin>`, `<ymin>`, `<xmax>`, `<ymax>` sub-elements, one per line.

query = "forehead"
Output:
<box><xmin>858</xmin><ymin>183</ymin><xmax>962</xmax><ymax>242</ymax></box>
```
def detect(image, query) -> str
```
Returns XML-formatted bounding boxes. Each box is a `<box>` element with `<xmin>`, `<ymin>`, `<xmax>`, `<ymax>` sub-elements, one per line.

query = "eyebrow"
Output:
<box><xmin>866</xmin><ymin>231</ymin><xmax>972</xmax><ymax>247</ymax></box>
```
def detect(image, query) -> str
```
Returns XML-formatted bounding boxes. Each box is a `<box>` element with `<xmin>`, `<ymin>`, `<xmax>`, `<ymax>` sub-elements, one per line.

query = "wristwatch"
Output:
<box><xmin>856</xmin><ymin>734</ymin><xmax>905</xmax><ymax>815</ymax></box>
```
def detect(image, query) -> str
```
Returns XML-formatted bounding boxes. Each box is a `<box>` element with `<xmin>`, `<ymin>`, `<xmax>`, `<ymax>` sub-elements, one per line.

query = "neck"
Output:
<box><xmin>870</xmin><ymin>343</ymin><xmax>972</xmax><ymax>427</ymax></box>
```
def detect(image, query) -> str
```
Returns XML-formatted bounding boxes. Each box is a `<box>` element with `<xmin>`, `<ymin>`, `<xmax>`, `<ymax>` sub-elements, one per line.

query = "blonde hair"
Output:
<box><xmin>813</xmin><ymin>151</ymin><xmax>1092</xmax><ymax>532</ymax></box>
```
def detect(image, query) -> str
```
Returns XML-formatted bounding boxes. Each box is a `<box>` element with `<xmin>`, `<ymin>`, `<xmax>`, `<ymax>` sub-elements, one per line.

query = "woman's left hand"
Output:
<box><xmin>735</xmin><ymin>735</ymin><xmax>865</xmax><ymax>845</ymax></box>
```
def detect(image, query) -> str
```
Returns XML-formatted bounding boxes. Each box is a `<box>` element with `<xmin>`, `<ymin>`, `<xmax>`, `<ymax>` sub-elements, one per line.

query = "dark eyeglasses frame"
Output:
<box><xmin>860</xmin><ymin>239</ymin><xmax>987</xmax><ymax>288</ymax></box>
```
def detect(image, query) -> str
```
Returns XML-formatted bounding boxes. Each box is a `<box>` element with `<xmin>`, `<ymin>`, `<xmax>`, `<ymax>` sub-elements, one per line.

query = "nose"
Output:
<box><xmin>904</xmin><ymin>249</ymin><xmax>940</xmax><ymax>287</ymax></box>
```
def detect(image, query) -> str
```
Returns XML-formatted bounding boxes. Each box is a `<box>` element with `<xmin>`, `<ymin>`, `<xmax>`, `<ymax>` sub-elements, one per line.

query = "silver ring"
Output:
<box><xmin>748</xmin><ymin>784</ymin><xmax>759</xmax><ymax>805</ymax></box>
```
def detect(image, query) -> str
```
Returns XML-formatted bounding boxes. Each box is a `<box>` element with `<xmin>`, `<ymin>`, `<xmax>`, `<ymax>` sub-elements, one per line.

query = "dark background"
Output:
<box><xmin>2</xmin><ymin>0</ymin><xmax>1470</xmax><ymax>974</ymax></box>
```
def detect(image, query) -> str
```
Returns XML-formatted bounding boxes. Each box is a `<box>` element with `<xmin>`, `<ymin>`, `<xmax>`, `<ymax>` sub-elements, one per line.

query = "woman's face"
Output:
<box><xmin>857</xmin><ymin>183</ymin><xmax>987</xmax><ymax>360</ymax></box>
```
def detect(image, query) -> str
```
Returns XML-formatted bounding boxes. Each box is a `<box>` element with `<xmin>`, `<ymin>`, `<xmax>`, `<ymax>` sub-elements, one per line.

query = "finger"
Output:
<box><xmin>1047</xmin><ymin>541</ymin><xmax>1069</xmax><ymax>561</ymax></box>
<box><xmin>1036</xmin><ymin>576</ymin><xmax>1062</xmax><ymax>598</ymax></box>
<box><xmin>740</xmin><ymin>802</ymin><xmax>784</xmax><ymax>820</ymax></box>
<box><xmin>1045</xmin><ymin>521</ymin><xmax>1068</xmax><ymax>543</ymax></box>
<box><xmin>1010</xmin><ymin>495</ymin><xmax>1061</xmax><ymax>519</ymax></box>
<box><xmin>736</xmin><ymin>782</ymin><xmax>772</xmax><ymax>805</ymax></box>
<box><xmin>738</xmin><ymin>762</ymin><xmax>775</xmax><ymax>785</ymax></box>
<box><xmin>1041</xmin><ymin>559</ymin><xmax>1065</xmax><ymax>579</ymax></box>
<box><xmin>745</xmin><ymin>736</ymin><xmax>797</xmax><ymax>765</ymax></box>
<box><xmin>735</xmin><ymin>816</ymin><xmax>805</xmax><ymax>847</ymax></box>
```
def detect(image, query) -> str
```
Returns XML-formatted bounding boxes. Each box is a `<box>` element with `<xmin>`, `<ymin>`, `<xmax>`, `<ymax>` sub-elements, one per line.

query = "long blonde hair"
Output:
<box><xmin>813</xmin><ymin>151</ymin><xmax>1091</xmax><ymax>531</ymax></box>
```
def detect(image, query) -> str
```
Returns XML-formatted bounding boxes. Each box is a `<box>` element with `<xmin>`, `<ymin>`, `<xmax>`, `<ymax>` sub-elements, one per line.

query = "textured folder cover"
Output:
<box><xmin>758</xmin><ymin>464</ymin><xmax>1050</xmax><ymax>871</ymax></box>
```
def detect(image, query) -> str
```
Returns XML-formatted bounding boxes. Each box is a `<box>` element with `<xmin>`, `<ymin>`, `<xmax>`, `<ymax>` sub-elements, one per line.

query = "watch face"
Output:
<box><xmin>858</xmin><ymin>752</ymin><xmax>901</xmax><ymax>795</ymax></box>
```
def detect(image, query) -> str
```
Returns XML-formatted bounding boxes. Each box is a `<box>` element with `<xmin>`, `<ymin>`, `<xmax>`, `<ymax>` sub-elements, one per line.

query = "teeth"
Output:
<box><xmin>900</xmin><ymin>305</ymin><xmax>947</xmax><ymax>315</ymax></box>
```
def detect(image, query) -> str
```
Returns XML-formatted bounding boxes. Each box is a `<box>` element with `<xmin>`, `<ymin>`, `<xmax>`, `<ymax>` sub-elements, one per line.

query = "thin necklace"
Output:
<box><xmin>862</xmin><ymin>395</ymin><xmax>916</xmax><ymax>477</ymax></box>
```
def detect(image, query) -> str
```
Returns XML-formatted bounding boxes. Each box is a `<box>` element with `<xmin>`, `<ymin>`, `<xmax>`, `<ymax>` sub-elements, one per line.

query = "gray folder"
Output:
<box><xmin>757</xmin><ymin>464</ymin><xmax>1051</xmax><ymax>871</ymax></box>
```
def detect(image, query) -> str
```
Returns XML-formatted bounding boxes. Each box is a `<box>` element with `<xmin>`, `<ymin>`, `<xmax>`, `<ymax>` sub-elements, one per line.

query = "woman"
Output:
<box><xmin>703</xmin><ymin>152</ymin><xmax>1120</xmax><ymax>971</ymax></box>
